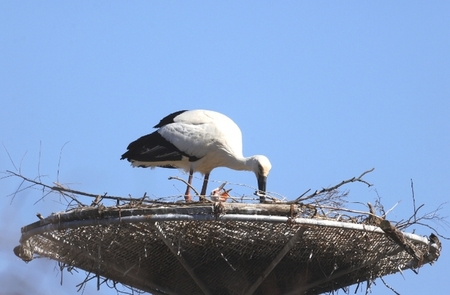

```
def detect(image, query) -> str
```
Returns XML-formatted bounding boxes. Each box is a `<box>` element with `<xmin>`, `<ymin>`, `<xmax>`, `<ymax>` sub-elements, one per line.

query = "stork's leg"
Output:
<box><xmin>199</xmin><ymin>173</ymin><xmax>210</xmax><ymax>202</ymax></box>
<box><xmin>184</xmin><ymin>168</ymin><xmax>194</xmax><ymax>202</ymax></box>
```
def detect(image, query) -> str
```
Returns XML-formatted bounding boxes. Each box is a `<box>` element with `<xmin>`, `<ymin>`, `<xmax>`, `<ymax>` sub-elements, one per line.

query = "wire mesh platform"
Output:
<box><xmin>14</xmin><ymin>203</ymin><xmax>440</xmax><ymax>295</ymax></box>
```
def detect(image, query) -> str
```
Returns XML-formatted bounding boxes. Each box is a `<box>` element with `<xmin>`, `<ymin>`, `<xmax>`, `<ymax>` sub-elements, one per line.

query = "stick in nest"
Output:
<box><xmin>168</xmin><ymin>176</ymin><xmax>200</xmax><ymax>196</ymax></box>
<box><xmin>289</xmin><ymin>168</ymin><xmax>374</xmax><ymax>204</ymax></box>
<box><xmin>5</xmin><ymin>170</ymin><xmax>167</xmax><ymax>207</ymax></box>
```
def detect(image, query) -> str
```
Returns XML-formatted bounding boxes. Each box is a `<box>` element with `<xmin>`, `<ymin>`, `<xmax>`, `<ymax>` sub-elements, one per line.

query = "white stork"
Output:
<box><xmin>120</xmin><ymin>109</ymin><xmax>272</xmax><ymax>202</ymax></box>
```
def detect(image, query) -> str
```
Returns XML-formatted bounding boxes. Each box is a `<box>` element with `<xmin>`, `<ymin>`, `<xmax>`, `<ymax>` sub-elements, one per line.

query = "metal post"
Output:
<box><xmin>244</xmin><ymin>226</ymin><xmax>307</xmax><ymax>295</ymax></box>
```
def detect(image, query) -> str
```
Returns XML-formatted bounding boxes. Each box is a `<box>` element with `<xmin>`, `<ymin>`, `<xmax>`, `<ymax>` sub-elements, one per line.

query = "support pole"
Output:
<box><xmin>153</xmin><ymin>221</ymin><xmax>212</xmax><ymax>295</ymax></box>
<box><xmin>244</xmin><ymin>226</ymin><xmax>307</xmax><ymax>295</ymax></box>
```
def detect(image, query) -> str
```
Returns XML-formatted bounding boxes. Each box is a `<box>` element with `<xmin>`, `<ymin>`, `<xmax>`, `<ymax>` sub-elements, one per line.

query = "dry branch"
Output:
<box><xmin>379</xmin><ymin>219</ymin><xmax>424</xmax><ymax>264</ymax></box>
<box><xmin>5</xmin><ymin>170</ymin><xmax>169</xmax><ymax>207</ymax></box>
<box><xmin>289</xmin><ymin>168</ymin><xmax>374</xmax><ymax>204</ymax></box>
<box><xmin>168</xmin><ymin>176</ymin><xmax>200</xmax><ymax>196</ymax></box>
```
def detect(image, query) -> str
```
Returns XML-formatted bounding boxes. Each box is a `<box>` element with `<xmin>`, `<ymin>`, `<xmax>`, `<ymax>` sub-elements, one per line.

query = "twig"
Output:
<box><xmin>379</xmin><ymin>276</ymin><xmax>401</xmax><ymax>295</ymax></box>
<box><xmin>310</xmin><ymin>204</ymin><xmax>378</xmax><ymax>217</ymax></box>
<box><xmin>38</xmin><ymin>141</ymin><xmax>42</xmax><ymax>183</ymax></box>
<box><xmin>411</xmin><ymin>179</ymin><xmax>416</xmax><ymax>221</ymax></box>
<box><xmin>383</xmin><ymin>201</ymin><xmax>401</xmax><ymax>218</ymax></box>
<box><xmin>19</xmin><ymin>150</ymin><xmax>28</xmax><ymax>175</ymax></box>
<box><xmin>290</xmin><ymin>168</ymin><xmax>374</xmax><ymax>204</ymax></box>
<box><xmin>168</xmin><ymin>176</ymin><xmax>200</xmax><ymax>196</ymax></box>
<box><xmin>5</xmin><ymin>170</ymin><xmax>166</xmax><ymax>206</ymax></box>
<box><xmin>36</xmin><ymin>183</ymin><xmax>86</xmax><ymax>207</ymax></box>
<box><xmin>57</xmin><ymin>142</ymin><xmax>69</xmax><ymax>183</ymax></box>
<box><xmin>295</xmin><ymin>189</ymin><xmax>311</xmax><ymax>201</ymax></box>
<box><xmin>2</xmin><ymin>143</ymin><xmax>18</xmax><ymax>172</ymax></box>
<box><xmin>396</xmin><ymin>201</ymin><xmax>450</xmax><ymax>233</ymax></box>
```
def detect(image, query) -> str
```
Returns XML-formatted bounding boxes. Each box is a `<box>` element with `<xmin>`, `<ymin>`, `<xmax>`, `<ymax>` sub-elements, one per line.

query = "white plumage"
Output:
<box><xmin>121</xmin><ymin>109</ymin><xmax>272</xmax><ymax>202</ymax></box>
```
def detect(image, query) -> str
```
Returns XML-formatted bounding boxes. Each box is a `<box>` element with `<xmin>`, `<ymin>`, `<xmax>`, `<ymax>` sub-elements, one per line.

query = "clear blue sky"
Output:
<box><xmin>1</xmin><ymin>2</ymin><xmax>449</xmax><ymax>294</ymax></box>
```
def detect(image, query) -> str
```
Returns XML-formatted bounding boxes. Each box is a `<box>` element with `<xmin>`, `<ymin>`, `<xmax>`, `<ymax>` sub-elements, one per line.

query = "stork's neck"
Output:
<box><xmin>225</xmin><ymin>154</ymin><xmax>258</xmax><ymax>172</ymax></box>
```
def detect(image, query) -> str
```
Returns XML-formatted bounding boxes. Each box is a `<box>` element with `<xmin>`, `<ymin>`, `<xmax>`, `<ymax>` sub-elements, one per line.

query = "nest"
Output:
<box><xmin>14</xmin><ymin>202</ymin><xmax>441</xmax><ymax>295</ymax></box>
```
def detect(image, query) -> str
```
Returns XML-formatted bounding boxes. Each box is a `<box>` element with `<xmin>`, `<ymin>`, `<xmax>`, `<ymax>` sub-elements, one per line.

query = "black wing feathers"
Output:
<box><xmin>153</xmin><ymin>110</ymin><xmax>187</xmax><ymax>128</ymax></box>
<box><xmin>121</xmin><ymin>110</ymin><xmax>202</xmax><ymax>165</ymax></box>
<box><xmin>121</xmin><ymin>131</ymin><xmax>184</xmax><ymax>162</ymax></box>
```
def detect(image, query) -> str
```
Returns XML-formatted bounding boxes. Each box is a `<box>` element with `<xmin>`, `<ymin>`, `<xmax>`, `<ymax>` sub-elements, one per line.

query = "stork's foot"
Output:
<box><xmin>199</xmin><ymin>195</ymin><xmax>207</xmax><ymax>202</ymax></box>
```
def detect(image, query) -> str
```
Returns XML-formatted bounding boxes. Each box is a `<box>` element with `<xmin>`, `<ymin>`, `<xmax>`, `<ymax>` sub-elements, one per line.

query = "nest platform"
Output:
<box><xmin>14</xmin><ymin>202</ymin><xmax>440</xmax><ymax>295</ymax></box>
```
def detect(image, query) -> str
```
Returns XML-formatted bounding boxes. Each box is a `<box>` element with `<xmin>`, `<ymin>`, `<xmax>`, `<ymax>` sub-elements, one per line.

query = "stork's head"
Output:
<box><xmin>251</xmin><ymin>155</ymin><xmax>272</xmax><ymax>197</ymax></box>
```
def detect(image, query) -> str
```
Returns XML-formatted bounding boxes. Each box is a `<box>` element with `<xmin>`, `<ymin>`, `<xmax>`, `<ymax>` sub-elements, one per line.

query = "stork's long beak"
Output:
<box><xmin>257</xmin><ymin>174</ymin><xmax>267</xmax><ymax>203</ymax></box>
